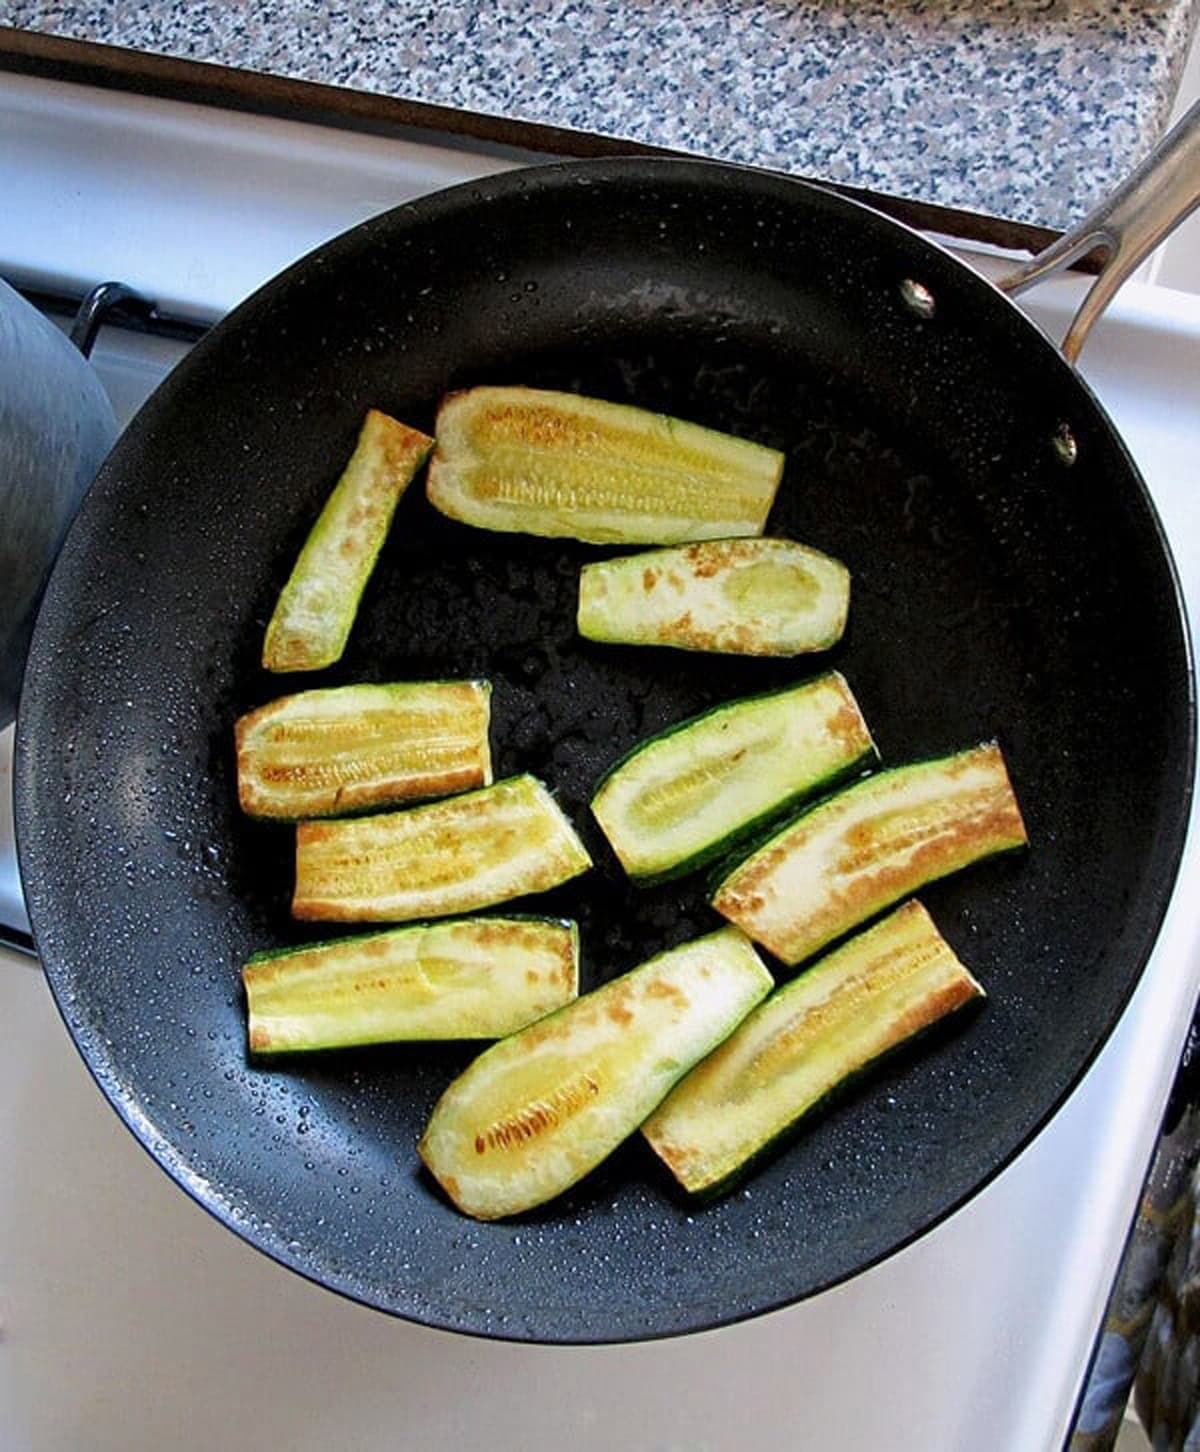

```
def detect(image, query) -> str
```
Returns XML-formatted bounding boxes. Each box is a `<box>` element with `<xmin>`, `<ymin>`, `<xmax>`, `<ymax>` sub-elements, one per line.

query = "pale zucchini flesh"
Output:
<box><xmin>425</xmin><ymin>386</ymin><xmax>784</xmax><ymax>545</ymax></box>
<box><xmin>591</xmin><ymin>672</ymin><xmax>876</xmax><ymax>883</ymax></box>
<box><xmin>293</xmin><ymin>773</ymin><xmax>592</xmax><ymax>922</ymax></box>
<box><xmin>642</xmin><ymin>901</ymin><xmax>984</xmax><ymax>1196</ymax></box>
<box><xmin>263</xmin><ymin>409</ymin><xmax>434</xmax><ymax>672</ymax></box>
<box><xmin>235</xmin><ymin>680</ymin><xmax>492</xmax><ymax>819</ymax></box>
<box><xmin>243</xmin><ymin>915</ymin><xmax>579</xmax><ymax>1053</ymax></box>
<box><xmin>577</xmin><ymin>537</ymin><xmax>850</xmax><ymax>656</ymax></box>
<box><xmin>711</xmin><ymin>741</ymin><xmax>1028</xmax><ymax>965</ymax></box>
<box><xmin>418</xmin><ymin>926</ymin><xmax>774</xmax><ymax>1220</ymax></box>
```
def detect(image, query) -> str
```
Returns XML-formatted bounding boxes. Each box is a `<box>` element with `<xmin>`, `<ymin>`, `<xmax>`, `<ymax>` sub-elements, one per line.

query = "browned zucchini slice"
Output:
<box><xmin>426</xmin><ymin>386</ymin><xmax>784</xmax><ymax>545</ymax></box>
<box><xmin>243</xmin><ymin>915</ymin><xmax>579</xmax><ymax>1052</ymax></box>
<box><xmin>235</xmin><ymin>680</ymin><xmax>492</xmax><ymax>819</ymax></box>
<box><xmin>293</xmin><ymin>774</ymin><xmax>592</xmax><ymax>922</ymax></box>
<box><xmin>418</xmin><ymin>926</ymin><xmax>773</xmax><ymax>1219</ymax></box>
<box><xmin>643</xmin><ymin>901</ymin><xmax>983</xmax><ymax>1196</ymax></box>
<box><xmin>711</xmin><ymin>741</ymin><xmax>1027</xmax><ymax>964</ymax></box>
<box><xmin>263</xmin><ymin>409</ymin><xmax>433</xmax><ymax>672</ymax></box>
<box><xmin>578</xmin><ymin>537</ymin><xmax>850</xmax><ymax>656</ymax></box>
<box><xmin>591</xmin><ymin>673</ymin><xmax>876</xmax><ymax>883</ymax></box>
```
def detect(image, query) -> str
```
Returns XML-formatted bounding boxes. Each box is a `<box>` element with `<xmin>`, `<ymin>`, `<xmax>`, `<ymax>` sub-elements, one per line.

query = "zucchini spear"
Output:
<box><xmin>426</xmin><ymin>386</ymin><xmax>784</xmax><ymax>545</ymax></box>
<box><xmin>243</xmin><ymin>915</ymin><xmax>579</xmax><ymax>1053</ymax></box>
<box><xmin>711</xmin><ymin>741</ymin><xmax>1028</xmax><ymax>965</ymax></box>
<box><xmin>235</xmin><ymin>680</ymin><xmax>492</xmax><ymax>819</ymax></box>
<box><xmin>263</xmin><ymin>409</ymin><xmax>433</xmax><ymax>672</ymax></box>
<box><xmin>578</xmin><ymin>537</ymin><xmax>850</xmax><ymax>656</ymax></box>
<box><xmin>293</xmin><ymin>773</ymin><xmax>592</xmax><ymax>922</ymax></box>
<box><xmin>642</xmin><ymin>900</ymin><xmax>984</xmax><ymax>1196</ymax></box>
<box><xmin>418</xmin><ymin>926</ymin><xmax>774</xmax><ymax>1220</ymax></box>
<box><xmin>591</xmin><ymin>673</ymin><xmax>876</xmax><ymax>883</ymax></box>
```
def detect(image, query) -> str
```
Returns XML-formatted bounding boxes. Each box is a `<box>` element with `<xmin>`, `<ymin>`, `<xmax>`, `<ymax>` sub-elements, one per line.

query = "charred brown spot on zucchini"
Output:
<box><xmin>578</xmin><ymin>537</ymin><xmax>850</xmax><ymax>656</ymax></box>
<box><xmin>642</xmin><ymin>900</ymin><xmax>983</xmax><ymax>1196</ymax></box>
<box><xmin>293</xmin><ymin>773</ymin><xmax>592</xmax><ymax>922</ymax></box>
<box><xmin>263</xmin><ymin>409</ymin><xmax>434</xmax><ymax>672</ymax></box>
<box><xmin>417</xmin><ymin>925</ymin><xmax>773</xmax><ymax>1220</ymax></box>
<box><xmin>711</xmin><ymin>741</ymin><xmax>1027</xmax><ymax>965</ymax></box>
<box><xmin>235</xmin><ymin>680</ymin><xmax>492</xmax><ymax>819</ymax></box>
<box><xmin>591</xmin><ymin>673</ymin><xmax>876</xmax><ymax>883</ymax></box>
<box><xmin>425</xmin><ymin>386</ymin><xmax>784</xmax><ymax>545</ymax></box>
<box><xmin>243</xmin><ymin>915</ymin><xmax>579</xmax><ymax>1052</ymax></box>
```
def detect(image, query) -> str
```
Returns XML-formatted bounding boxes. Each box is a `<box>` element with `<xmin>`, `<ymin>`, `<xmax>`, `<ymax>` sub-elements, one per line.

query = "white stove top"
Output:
<box><xmin>2</xmin><ymin>70</ymin><xmax>1199</xmax><ymax>1452</ymax></box>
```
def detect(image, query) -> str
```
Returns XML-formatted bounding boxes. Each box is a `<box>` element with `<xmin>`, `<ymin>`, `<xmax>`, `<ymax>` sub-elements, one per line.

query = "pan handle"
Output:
<box><xmin>996</xmin><ymin>99</ymin><xmax>1200</xmax><ymax>363</ymax></box>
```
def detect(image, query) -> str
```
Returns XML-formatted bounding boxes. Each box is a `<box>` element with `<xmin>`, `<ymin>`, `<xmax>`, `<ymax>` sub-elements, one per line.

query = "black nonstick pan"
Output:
<box><xmin>14</xmin><ymin>150</ymin><xmax>1196</xmax><ymax>1343</ymax></box>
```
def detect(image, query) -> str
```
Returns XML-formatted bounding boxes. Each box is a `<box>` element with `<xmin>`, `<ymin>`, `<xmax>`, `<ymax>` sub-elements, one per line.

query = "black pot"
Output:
<box><xmin>0</xmin><ymin>278</ymin><xmax>117</xmax><ymax>728</ymax></box>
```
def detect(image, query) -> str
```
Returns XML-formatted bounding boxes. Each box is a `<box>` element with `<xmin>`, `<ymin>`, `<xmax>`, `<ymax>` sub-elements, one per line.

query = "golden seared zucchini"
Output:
<box><xmin>293</xmin><ymin>774</ymin><xmax>592</xmax><ymax>922</ymax></box>
<box><xmin>578</xmin><ymin>537</ymin><xmax>850</xmax><ymax>656</ymax></box>
<box><xmin>235</xmin><ymin>680</ymin><xmax>492</xmax><ymax>820</ymax></box>
<box><xmin>243</xmin><ymin>915</ymin><xmax>579</xmax><ymax>1053</ymax></box>
<box><xmin>263</xmin><ymin>409</ymin><xmax>434</xmax><ymax>672</ymax></box>
<box><xmin>711</xmin><ymin>741</ymin><xmax>1028</xmax><ymax>965</ymax></box>
<box><xmin>643</xmin><ymin>901</ymin><xmax>983</xmax><ymax>1196</ymax></box>
<box><xmin>591</xmin><ymin>673</ymin><xmax>876</xmax><ymax>883</ymax></box>
<box><xmin>425</xmin><ymin>386</ymin><xmax>784</xmax><ymax>545</ymax></box>
<box><xmin>418</xmin><ymin>926</ymin><xmax>774</xmax><ymax>1220</ymax></box>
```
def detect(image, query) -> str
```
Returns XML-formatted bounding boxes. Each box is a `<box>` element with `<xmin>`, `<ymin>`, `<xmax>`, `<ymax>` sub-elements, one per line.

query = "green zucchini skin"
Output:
<box><xmin>417</xmin><ymin>926</ymin><xmax>774</xmax><ymax>1220</ymax></box>
<box><xmin>263</xmin><ymin>409</ymin><xmax>434</xmax><ymax>673</ymax></box>
<box><xmin>642</xmin><ymin>900</ymin><xmax>984</xmax><ymax>1197</ymax></box>
<box><xmin>577</xmin><ymin>537</ymin><xmax>850</xmax><ymax>656</ymax></box>
<box><xmin>293</xmin><ymin>773</ymin><xmax>592</xmax><ymax>923</ymax></box>
<box><xmin>235</xmin><ymin>680</ymin><xmax>493</xmax><ymax>820</ymax></box>
<box><xmin>710</xmin><ymin>741</ymin><xmax>1028</xmax><ymax>965</ymax></box>
<box><xmin>425</xmin><ymin>386</ymin><xmax>784</xmax><ymax>545</ymax></box>
<box><xmin>243</xmin><ymin>915</ymin><xmax>579</xmax><ymax>1053</ymax></box>
<box><xmin>591</xmin><ymin>672</ymin><xmax>877</xmax><ymax>884</ymax></box>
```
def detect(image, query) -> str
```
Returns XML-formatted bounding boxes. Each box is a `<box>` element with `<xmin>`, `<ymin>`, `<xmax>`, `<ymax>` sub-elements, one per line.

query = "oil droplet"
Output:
<box><xmin>899</xmin><ymin>278</ymin><xmax>936</xmax><ymax>319</ymax></box>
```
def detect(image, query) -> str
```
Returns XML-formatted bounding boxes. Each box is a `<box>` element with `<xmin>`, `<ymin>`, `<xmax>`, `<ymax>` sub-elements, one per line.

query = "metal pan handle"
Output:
<box><xmin>997</xmin><ymin>99</ymin><xmax>1200</xmax><ymax>362</ymax></box>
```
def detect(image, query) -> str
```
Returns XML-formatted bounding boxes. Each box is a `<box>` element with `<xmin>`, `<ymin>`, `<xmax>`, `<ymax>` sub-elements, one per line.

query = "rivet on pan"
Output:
<box><xmin>899</xmin><ymin>278</ymin><xmax>936</xmax><ymax>319</ymax></box>
<box><xmin>1051</xmin><ymin>422</ymin><xmax>1079</xmax><ymax>467</ymax></box>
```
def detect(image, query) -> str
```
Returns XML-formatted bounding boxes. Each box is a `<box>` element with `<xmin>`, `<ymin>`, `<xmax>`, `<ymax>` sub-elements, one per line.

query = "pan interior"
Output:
<box><xmin>15</xmin><ymin>161</ymin><xmax>1193</xmax><ymax>1342</ymax></box>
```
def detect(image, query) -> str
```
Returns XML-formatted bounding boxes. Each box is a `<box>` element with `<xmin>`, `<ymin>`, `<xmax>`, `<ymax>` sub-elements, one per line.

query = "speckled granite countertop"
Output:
<box><xmin>1</xmin><ymin>0</ymin><xmax>1197</xmax><ymax>228</ymax></box>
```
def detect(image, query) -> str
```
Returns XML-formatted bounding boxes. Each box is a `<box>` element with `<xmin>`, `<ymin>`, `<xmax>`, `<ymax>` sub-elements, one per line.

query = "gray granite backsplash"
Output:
<box><xmin>2</xmin><ymin>0</ymin><xmax>1196</xmax><ymax>227</ymax></box>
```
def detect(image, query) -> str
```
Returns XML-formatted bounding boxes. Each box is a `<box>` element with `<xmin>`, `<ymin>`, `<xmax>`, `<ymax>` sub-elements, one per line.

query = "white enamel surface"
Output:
<box><xmin>0</xmin><ymin>72</ymin><xmax>515</xmax><ymax>319</ymax></box>
<box><xmin>2</xmin><ymin>70</ymin><xmax>1199</xmax><ymax>1452</ymax></box>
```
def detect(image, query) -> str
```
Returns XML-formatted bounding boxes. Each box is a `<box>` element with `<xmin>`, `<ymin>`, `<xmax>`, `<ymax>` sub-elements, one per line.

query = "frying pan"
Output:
<box><xmin>13</xmin><ymin>125</ymin><xmax>1198</xmax><ymax>1342</ymax></box>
